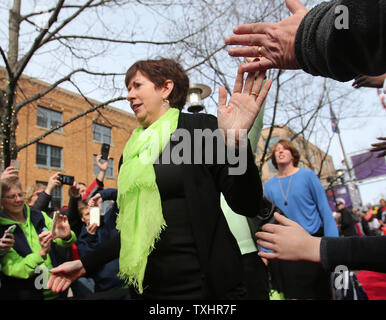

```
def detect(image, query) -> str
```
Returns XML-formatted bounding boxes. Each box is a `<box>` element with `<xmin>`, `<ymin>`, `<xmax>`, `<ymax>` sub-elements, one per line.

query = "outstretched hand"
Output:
<box><xmin>352</xmin><ymin>74</ymin><xmax>386</xmax><ymax>89</ymax></box>
<box><xmin>256</xmin><ymin>212</ymin><xmax>321</xmax><ymax>263</ymax></box>
<box><xmin>48</xmin><ymin>260</ymin><xmax>86</xmax><ymax>293</ymax></box>
<box><xmin>217</xmin><ymin>65</ymin><xmax>272</xmax><ymax>148</ymax></box>
<box><xmin>225</xmin><ymin>0</ymin><xmax>308</xmax><ymax>73</ymax></box>
<box><xmin>52</xmin><ymin>212</ymin><xmax>71</xmax><ymax>240</ymax></box>
<box><xmin>370</xmin><ymin>137</ymin><xmax>386</xmax><ymax>158</ymax></box>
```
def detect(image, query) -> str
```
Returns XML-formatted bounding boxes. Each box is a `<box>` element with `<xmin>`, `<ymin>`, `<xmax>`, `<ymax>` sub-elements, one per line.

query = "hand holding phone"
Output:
<box><xmin>101</xmin><ymin>143</ymin><xmax>110</xmax><ymax>161</ymax></box>
<box><xmin>1</xmin><ymin>225</ymin><xmax>16</xmax><ymax>241</ymax></box>
<box><xmin>58</xmin><ymin>174</ymin><xmax>74</xmax><ymax>185</ymax></box>
<box><xmin>89</xmin><ymin>207</ymin><xmax>100</xmax><ymax>227</ymax></box>
<box><xmin>10</xmin><ymin>160</ymin><xmax>20</xmax><ymax>170</ymax></box>
<box><xmin>51</xmin><ymin>211</ymin><xmax>59</xmax><ymax>236</ymax></box>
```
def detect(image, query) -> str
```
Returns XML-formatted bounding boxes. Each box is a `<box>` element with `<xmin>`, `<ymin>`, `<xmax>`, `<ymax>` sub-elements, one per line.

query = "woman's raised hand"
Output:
<box><xmin>217</xmin><ymin>65</ymin><xmax>272</xmax><ymax>148</ymax></box>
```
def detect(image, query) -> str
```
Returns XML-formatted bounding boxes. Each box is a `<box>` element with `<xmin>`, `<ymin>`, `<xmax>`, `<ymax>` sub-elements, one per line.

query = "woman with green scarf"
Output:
<box><xmin>48</xmin><ymin>58</ymin><xmax>272</xmax><ymax>299</ymax></box>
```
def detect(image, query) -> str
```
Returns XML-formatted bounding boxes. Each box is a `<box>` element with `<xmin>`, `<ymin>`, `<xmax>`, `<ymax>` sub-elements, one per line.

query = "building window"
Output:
<box><xmin>37</xmin><ymin>106</ymin><xmax>62</xmax><ymax>131</ymax></box>
<box><xmin>37</xmin><ymin>181</ymin><xmax>62</xmax><ymax>209</ymax></box>
<box><xmin>93</xmin><ymin>123</ymin><xmax>112</xmax><ymax>144</ymax></box>
<box><xmin>36</xmin><ymin>143</ymin><xmax>62</xmax><ymax>168</ymax></box>
<box><xmin>93</xmin><ymin>155</ymin><xmax>114</xmax><ymax>178</ymax></box>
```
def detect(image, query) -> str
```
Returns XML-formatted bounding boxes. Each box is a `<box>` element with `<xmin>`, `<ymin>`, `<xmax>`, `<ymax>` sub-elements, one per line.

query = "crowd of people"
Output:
<box><xmin>0</xmin><ymin>0</ymin><xmax>385</xmax><ymax>301</ymax></box>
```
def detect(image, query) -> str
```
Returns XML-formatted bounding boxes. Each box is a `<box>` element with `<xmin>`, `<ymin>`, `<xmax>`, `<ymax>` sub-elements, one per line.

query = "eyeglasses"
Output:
<box><xmin>2</xmin><ymin>192</ymin><xmax>26</xmax><ymax>200</ymax></box>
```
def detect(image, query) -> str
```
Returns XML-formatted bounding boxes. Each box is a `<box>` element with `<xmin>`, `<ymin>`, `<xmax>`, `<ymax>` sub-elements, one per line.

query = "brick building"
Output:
<box><xmin>10</xmin><ymin>70</ymin><xmax>138</xmax><ymax>207</ymax></box>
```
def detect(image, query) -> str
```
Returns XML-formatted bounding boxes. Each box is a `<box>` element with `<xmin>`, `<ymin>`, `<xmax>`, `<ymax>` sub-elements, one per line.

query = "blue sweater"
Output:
<box><xmin>264</xmin><ymin>168</ymin><xmax>338</xmax><ymax>237</ymax></box>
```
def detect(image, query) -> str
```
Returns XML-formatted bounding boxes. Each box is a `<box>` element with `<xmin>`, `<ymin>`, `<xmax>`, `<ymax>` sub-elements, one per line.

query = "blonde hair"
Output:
<box><xmin>25</xmin><ymin>183</ymin><xmax>46</xmax><ymax>204</ymax></box>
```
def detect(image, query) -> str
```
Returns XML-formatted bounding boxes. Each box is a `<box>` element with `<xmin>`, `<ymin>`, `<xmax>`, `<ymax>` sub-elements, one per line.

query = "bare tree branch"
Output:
<box><xmin>15</xmin><ymin>68</ymin><xmax>125</xmax><ymax>111</ymax></box>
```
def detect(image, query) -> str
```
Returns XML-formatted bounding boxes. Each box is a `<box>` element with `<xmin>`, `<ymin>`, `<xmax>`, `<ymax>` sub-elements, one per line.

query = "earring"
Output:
<box><xmin>163</xmin><ymin>99</ymin><xmax>170</xmax><ymax>108</ymax></box>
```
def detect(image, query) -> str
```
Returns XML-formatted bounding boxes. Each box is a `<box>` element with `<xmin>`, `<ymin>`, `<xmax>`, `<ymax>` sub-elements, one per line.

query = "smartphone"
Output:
<box><xmin>58</xmin><ymin>174</ymin><xmax>74</xmax><ymax>185</ymax></box>
<box><xmin>101</xmin><ymin>143</ymin><xmax>110</xmax><ymax>161</ymax></box>
<box><xmin>51</xmin><ymin>211</ymin><xmax>59</xmax><ymax>235</ymax></box>
<box><xmin>89</xmin><ymin>206</ymin><xmax>100</xmax><ymax>227</ymax></box>
<box><xmin>1</xmin><ymin>225</ymin><xmax>16</xmax><ymax>241</ymax></box>
<box><xmin>10</xmin><ymin>159</ymin><xmax>20</xmax><ymax>170</ymax></box>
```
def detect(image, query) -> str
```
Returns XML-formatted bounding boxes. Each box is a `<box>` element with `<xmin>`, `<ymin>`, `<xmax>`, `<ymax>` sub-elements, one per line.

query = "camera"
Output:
<box><xmin>58</xmin><ymin>174</ymin><xmax>74</xmax><ymax>185</ymax></box>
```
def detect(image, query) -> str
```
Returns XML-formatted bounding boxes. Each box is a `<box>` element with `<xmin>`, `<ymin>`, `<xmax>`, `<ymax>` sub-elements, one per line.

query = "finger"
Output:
<box><xmin>228</xmin><ymin>46</ymin><xmax>268</xmax><ymax>58</ymax></box>
<box><xmin>225</xmin><ymin>33</ymin><xmax>266</xmax><ymax>46</ymax></box>
<box><xmin>233</xmin><ymin>65</ymin><xmax>245</xmax><ymax>93</ymax></box>
<box><xmin>258</xmin><ymin>250</ymin><xmax>278</xmax><ymax>260</ymax></box>
<box><xmin>56</xmin><ymin>277</ymin><xmax>70</xmax><ymax>292</ymax></box>
<box><xmin>257</xmin><ymin>240</ymin><xmax>277</xmax><ymax>252</ymax></box>
<box><xmin>272</xmin><ymin>212</ymin><xmax>297</xmax><ymax>227</ymax></box>
<box><xmin>255</xmin><ymin>231</ymin><xmax>276</xmax><ymax>242</ymax></box>
<box><xmin>50</xmin><ymin>275</ymin><xmax>63</xmax><ymax>292</ymax></box>
<box><xmin>231</xmin><ymin>22</ymin><xmax>273</xmax><ymax>35</ymax></box>
<box><xmin>243</xmin><ymin>72</ymin><xmax>256</xmax><ymax>94</ymax></box>
<box><xmin>218</xmin><ymin>86</ymin><xmax>228</xmax><ymax>108</ymax></box>
<box><xmin>241</xmin><ymin>59</ymin><xmax>275</xmax><ymax>73</ymax></box>
<box><xmin>285</xmin><ymin>0</ymin><xmax>308</xmax><ymax>14</ymax></box>
<box><xmin>251</xmin><ymin>71</ymin><xmax>265</xmax><ymax>98</ymax></box>
<box><xmin>255</xmin><ymin>78</ymin><xmax>272</xmax><ymax>107</ymax></box>
<box><xmin>376</xmin><ymin>137</ymin><xmax>386</xmax><ymax>141</ymax></box>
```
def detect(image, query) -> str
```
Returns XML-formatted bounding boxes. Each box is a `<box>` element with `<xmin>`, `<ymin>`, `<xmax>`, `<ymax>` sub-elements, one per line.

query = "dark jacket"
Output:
<box><xmin>295</xmin><ymin>0</ymin><xmax>386</xmax><ymax>81</ymax></box>
<box><xmin>321</xmin><ymin>236</ymin><xmax>386</xmax><ymax>273</ymax></box>
<box><xmin>76</xmin><ymin>193</ymin><xmax>123</xmax><ymax>292</ymax></box>
<box><xmin>81</xmin><ymin>112</ymin><xmax>264</xmax><ymax>299</ymax></box>
<box><xmin>339</xmin><ymin>207</ymin><xmax>358</xmax><ymax>237</ymax></box>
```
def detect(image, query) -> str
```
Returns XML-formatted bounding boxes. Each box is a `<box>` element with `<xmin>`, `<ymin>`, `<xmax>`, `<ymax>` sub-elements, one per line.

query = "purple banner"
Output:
<box><xmin>350</xmin><ymin>151</ymin><xmax>386</xmax><ymax>180</ymax></box>
<box><xmin>326</xmin><ymin>185</ymin><xmax>353</xmax><ymax>212</ymax></box>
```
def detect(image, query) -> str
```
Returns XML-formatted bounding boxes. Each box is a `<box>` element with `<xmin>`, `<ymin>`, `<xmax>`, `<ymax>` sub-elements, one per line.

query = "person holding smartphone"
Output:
<box><xmin>0</xmin><ymin>230</ymin><xmax>15</xmax><ymax>256</ymax></box>
<box><xmin>0</xmin><ymin>177</ymin><xmax>76</xmax><ymax>300</ymax></box>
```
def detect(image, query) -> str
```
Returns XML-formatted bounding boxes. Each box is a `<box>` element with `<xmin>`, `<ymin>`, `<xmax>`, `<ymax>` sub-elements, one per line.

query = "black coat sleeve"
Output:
<box><xmin>320</xmin><ymin>236</ymin><xmax>386</xmax><ymax>273</ymax></box>
<box><xmin>195</xmin><ymin>113</ymin><xmax>264</xmax><ymax>217</ymax></box>
<box><xmin>295</xmin><ymin>0</ymin><xmax>386</xmax><ymax>81</ymax></box>
<box><xmin>80</xmin><ymin>233</ymin><xmax>121</xmax><ymax>275</ymax></box>
<box><xmin>32</xmin><ymin>191</ymin><xmax>51</xmax><ymax>213</ymax></box>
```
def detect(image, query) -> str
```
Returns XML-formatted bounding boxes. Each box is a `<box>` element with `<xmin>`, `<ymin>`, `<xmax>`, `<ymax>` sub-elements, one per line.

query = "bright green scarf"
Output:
<box><xmin>116</xmin><ymin>107</ymin><xmax>180</xmax><ymax>293</ymax></box>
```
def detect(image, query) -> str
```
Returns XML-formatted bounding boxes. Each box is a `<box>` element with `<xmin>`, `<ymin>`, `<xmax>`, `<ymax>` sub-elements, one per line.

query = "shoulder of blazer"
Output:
<box><xmin>178</xmin><ymin>111</ymin><xmax>218</xmax><ymax>132</ymax></box>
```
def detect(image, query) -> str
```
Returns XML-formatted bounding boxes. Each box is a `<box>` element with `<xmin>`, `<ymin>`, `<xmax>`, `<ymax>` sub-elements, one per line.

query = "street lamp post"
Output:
<box><xmin>186</xmin><ymin>84</ymin><xmax>211</xmax><ymax>113</ymax></box>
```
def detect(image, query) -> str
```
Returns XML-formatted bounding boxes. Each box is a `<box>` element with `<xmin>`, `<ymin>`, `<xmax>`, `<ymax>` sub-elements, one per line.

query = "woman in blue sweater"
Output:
<box><xmin>264</xmin><ymin>139</ymin><xmax>338</xmax><ymax>299</ymax></box>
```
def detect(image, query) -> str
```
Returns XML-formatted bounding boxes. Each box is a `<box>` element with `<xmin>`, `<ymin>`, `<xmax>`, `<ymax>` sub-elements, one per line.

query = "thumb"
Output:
<box><xmin>285</xmin><ymin>0</ymin><xmax>307</xmax><ymax>14</ymax></box>
<box><xmin>273</xmin><ymin>212</ymin><xmax>297</xmax><ymax>226</ymax></box>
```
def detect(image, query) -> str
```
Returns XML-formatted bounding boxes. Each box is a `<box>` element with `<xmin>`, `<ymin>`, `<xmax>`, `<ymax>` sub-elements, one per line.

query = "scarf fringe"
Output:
<box><xmin>118</xmin><ymin>221</ymin><xmax>167</xmax><ymax>293</ymax></box>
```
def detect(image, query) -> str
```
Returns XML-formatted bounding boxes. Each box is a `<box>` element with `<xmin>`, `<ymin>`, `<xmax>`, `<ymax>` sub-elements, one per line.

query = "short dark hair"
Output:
<box><xmin>270</xmin><ymin>139</ymin><xmax>300</xmax><ymax>169</ymax></box>
<box><xmin>125</xmin><ymin>58</ymin><xmax>189</xmax><ymax>110</ymax></box>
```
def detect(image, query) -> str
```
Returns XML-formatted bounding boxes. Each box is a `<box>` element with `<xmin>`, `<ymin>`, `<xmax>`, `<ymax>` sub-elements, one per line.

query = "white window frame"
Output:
<box><xmin>36</xmin><ymin>143</ymin><xmax>62</xmax><ymax>168</ymax></box>
<box><xmin>37</xmin><ymin>106</ymin><xmax>62</xmax><ymax>132</ymax></box>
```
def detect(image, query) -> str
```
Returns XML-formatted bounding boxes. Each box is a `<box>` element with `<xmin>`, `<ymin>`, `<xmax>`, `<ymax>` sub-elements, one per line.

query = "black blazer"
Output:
<box><xmin>81</xmin><ymin>112</ymin><xmax>264</xmax><ymax>299</ymax></box>
<box><xmin>174</xmin><ymin>112</ymin><xmax>264</xmax><ymax>298</ymax></box>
